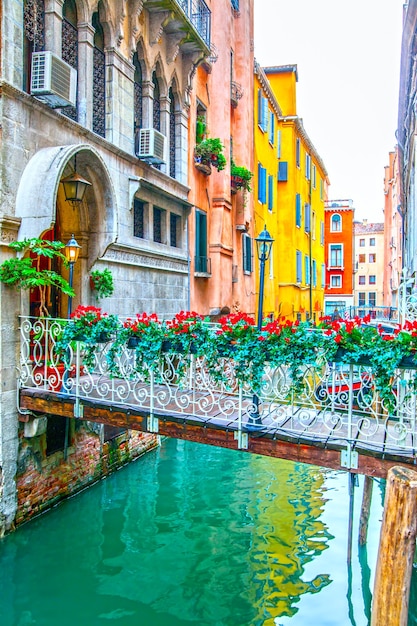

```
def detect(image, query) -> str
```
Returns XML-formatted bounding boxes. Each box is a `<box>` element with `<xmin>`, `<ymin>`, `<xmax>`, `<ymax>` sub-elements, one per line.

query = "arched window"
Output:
<box><xmin>92</xmin><ymin>6</ymin><xmax>106</xmax><ymax>137</ymax></box>
<box><xmin>169</xmin><ymin>88</ymin><xmax>176</xmax><ymax>178</ymax></box>
<box><xmin>133</xmin><ymin>53</ymin><xmax>143</xmax><ymax>135</ymax></box>
<box><xmin>152</xmin><ymin>72</ymin><xmax>160</xmax><ymax>131</ymax></box>
<box><xmin>331</xmin><ymin>213</ymin><xmax>342</xmax><ymax>232</ymax></box>
<box><xmin>23</xmin><ymin>0</ymin><xmax>45</xmax><ymax>92</ymax></box>
<box><xmin>62</xmin><ymin>0</ymin><xmax>78</xmax><ymax>121</ymax></box>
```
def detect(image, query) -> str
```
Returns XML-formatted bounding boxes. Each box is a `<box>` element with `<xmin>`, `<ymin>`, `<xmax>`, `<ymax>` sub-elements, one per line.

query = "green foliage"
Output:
<box><xmin>90</xmin><ymin>268</ymin><xmax>114</xmax><ymax>300</ymax></box>
<box><xmin>231</xmin><ymin>161</ymin><xmax>253</xmax><ymax>192</ymax></box>
<box><xmin>0</xmin><ymin>238</ymin><xmax>74</xmax><ymax>317</ymax></box>
<box><xmin>196</xmin><ymin>115</ymin><xmax>207</xmax><ymax>144</ymax></box>
<box><xmin>194</xmin><ymin>138</ymin><xmax>227</xmax><ymax>171</ymax></box>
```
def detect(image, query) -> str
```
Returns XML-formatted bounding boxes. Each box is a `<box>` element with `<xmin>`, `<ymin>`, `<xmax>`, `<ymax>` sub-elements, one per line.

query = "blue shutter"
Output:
<box><xmin>278</xmin><ymin>161</ymin><xmax>288</xmax><ymax>181</ymax></box>
<box><xmin>268</xmin><ymin>174</ymin><xmax>273</xmax><ymax>211</ymax></box>
<box><xmin>296</xmin><ymin>250</ymin><xmax>302</xmax><ymax>283</ymax></box>
<box><xmin>296</xmin><ymin>138</ymin><xmax>300</xmax><ymax>167</ymax></box>
<box><xmin>305</xmin><ymin>255</ymin><xmax>310</xmax><ymax>285</ymax></box>
<box><xmin>257</xmin><ymin>89</ymin><xmax>262</xmax><ymax>126</ymax></box>
<box><xmin>295</xmin><ymin>194</ymin><xmax>301</xmax><ymax>227</ymax></box>
<box><xmin>243</xmin><ymin>234</ymin><xmax>253</xmax><ymax>272</ymax></box>
<box><xmin>312</xmin><ymin>259</ymin><xmax>317</xmax><ymax>287</ymax></box>
<box><xmin>261</xmin><ymin>97</ymin><xmax>268</xmax><ymax>132</ymax></box>
<box><xmin>258</xmin><ymin>164</ymin><xmax>267</xmax><ymax>203</ymax></box>
<box><xmin>269</xmin><ymin>111</ymin><xmax>275</xmax><ymax>144</ymax></box>
<box><xmin>305</xmin><ymin>203</ymin><xmax>311</xmax><ymax>233</ymax></box>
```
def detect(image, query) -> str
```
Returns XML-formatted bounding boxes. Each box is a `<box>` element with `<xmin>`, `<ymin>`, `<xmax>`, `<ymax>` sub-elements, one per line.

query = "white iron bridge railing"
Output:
<box><xmin>18</xmin><ymin>316</ymin><xmax>417</xmax><ymax>469</ymax></box>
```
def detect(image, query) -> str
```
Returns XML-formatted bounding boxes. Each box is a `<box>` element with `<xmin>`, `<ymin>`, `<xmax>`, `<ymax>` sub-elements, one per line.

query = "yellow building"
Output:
<box><xmin>254</xmin><ymin>63</ymin><xmax>329</xmax><ymax>322</ymax></box>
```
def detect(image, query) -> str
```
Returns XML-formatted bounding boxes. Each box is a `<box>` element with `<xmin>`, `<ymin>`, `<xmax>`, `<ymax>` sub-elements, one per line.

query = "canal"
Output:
<box><xmin>1</xmin><ymin>438</ymin><xmax>416</xmax><ymax>625</ymax></box>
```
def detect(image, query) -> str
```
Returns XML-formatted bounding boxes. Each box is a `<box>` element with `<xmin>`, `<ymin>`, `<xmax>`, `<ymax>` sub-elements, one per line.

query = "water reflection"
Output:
<box><xmin>0</xmin><ymin>438</ymin><xmax>409</xmax><ymax>626</ymax></box>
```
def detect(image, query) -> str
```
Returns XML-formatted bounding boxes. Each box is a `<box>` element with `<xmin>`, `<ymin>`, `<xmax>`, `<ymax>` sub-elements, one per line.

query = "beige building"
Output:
<box><xmin>353</xmin><ymin>221</ymin><xmax>385</xmax><ymax>316</ymax></box>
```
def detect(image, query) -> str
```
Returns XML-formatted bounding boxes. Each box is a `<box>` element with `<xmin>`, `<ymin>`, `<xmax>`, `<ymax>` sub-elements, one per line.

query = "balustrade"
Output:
<box><xmin>18</xmin><ymin>316</ymin><xmax>417</xmax><ymax>463</ymax></box>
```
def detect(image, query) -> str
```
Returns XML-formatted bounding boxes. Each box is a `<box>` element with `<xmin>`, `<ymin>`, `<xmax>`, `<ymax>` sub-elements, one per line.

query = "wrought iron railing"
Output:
<box><xmin>18</xmin><ymin>316</ymin><xmax>417</xmax><ymax>465</ymax></box>
<box><xmin>174</xmin><ymin>0</ymin><xmax>211</xmax><ymax>46</ymax></box>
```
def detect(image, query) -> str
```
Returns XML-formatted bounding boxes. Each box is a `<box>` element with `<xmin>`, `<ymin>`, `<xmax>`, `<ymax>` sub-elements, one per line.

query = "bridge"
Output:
<box><xmin>18</xmin><ymin>316</ymin><xmax>417</xmax><ymax>479</ymax></box>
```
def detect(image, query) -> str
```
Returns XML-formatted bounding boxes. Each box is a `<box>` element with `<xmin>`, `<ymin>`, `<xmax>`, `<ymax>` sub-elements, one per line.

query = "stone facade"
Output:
<box><xmin>0</xmin><ymin>0</ymin><xmax>213</xmax><ymax>534</ymax></box>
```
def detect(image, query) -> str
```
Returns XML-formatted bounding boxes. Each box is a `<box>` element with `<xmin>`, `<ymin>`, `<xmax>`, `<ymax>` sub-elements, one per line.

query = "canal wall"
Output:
<box><xmin>14</xmin><ymin>417</ymin><xmax>158</xmax><ymax>528</ymax></box>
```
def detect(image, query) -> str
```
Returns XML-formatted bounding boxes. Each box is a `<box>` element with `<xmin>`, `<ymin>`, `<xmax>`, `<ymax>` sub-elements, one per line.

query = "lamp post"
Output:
<box><xmin>250</xmin><ymin>226</ymin><xmax>274</xmax><ymax>425</ymax></box>
<box><xmin>64</xmin><ymin>234</ymin><xmax>81</xmax><ymax>318</ymax></box>
<box><xmin>61</xmin><ymin>157</ymin><xmax>92</xmax><ymax>211</ymax></box>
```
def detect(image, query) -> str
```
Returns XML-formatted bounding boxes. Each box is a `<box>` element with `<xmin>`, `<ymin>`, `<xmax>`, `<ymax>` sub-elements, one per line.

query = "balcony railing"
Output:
<box><xmin>174</xmin><ymin>0</ymin><xmax>211</xmax><ymax>46</ymax></box>
<box><xmin>18</xmin><ymin>316</ymin><xmax>417</xmax><ymax>465</ymax></box>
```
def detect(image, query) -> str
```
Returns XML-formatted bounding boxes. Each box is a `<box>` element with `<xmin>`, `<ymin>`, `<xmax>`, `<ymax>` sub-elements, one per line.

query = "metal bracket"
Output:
<box><xmin>341</xmin><ymin>447</ymin><xmax>358</xmax><ymax>469</ymax></box>
<box><xmin>234</xmin><ymin>430</ymin><xmax>248</xmax><ymax>449</ymax></box>
<box><xmin>147</xmin><ymin>415</ymin><xmax>159</xmax><ymax>433</ymax></box>
<box><xmin>74</xmin><ymin>402</ymin><xmax>83</xmax><ymax>419</ymax></box>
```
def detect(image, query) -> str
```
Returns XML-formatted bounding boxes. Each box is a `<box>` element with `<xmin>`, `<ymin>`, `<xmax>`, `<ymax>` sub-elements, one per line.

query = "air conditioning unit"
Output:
<box><xmin>30</xmin><ymin>51</ymin><xmax>77</xmax><ymax>108</ymax></box>
<box><xmin>135</xmin><ymin>129</ymin><xmax>166</xmax><ymax>164</ymax></box>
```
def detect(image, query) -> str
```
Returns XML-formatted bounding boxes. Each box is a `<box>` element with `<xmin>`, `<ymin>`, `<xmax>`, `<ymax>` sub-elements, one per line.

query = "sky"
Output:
<box><xmin>254</xmin><ymin>0</ymin><xmax>404</xmax><ymax>223</ymax></box>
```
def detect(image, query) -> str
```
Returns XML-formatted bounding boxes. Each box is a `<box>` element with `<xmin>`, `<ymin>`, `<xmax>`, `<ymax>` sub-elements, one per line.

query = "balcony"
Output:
<box><xmin>146</xmin><ymin>0</ymin><xmax>211</xmax><ymax>53</ymax></box>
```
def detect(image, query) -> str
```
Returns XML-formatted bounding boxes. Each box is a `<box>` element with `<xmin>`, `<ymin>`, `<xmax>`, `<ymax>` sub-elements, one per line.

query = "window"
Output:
<box><xmin>258</xmin><ymin>163</ymin><xmax>267</xmax><ymax>203</ymax></box>
<box><xmin>305</xmin><ymin>203</ymin><xmax>311</xmax><ymax>233</ymax></box>
<box><xmin>312</xmin><ymin>164</ymin><xmax>316</xmax><ymax>188</ymax></box>
<box><xmin>330</xmin><ymin>275</ymin><xmax>341</xmax><ymax>288</ymax></box>
<box><xmin>231</xmin><ymin>0</ymin><xmax>239</xmax><ymax>9</ymax></box>
<box><xmin>153</xmin><ymin>207</ymin><xmax>164</xmax><ymax>243</ymax></box>
<box><xmin>92</xmin><ymin>9</ymin><xmax>106</xmax><ymax>137</ymax></box>
<box><xmin>295</xmin><ymin>194</ymin><xmax>302</xmax><ymax>227</ymax></box>
<box><xmin>62</xmin><ymin>0</ymin><xmax>78</xmax><ymax>122</ymax></box>
<box><xmin>369</xmin><ymin>275</ymin><xmax>376</xmax><ymax>285</ymax></box>
<box><xmin>359</xmin><ymin>238</ymin><xmax>365</xmax><ymax>247</ymax></box>
<box><xmin>242</xmin><ymin>234</ymin><xmax>253</xmax><ymax>273</ymax></box>
<box><xmin>133</xmin><ymin>199</ymin><xmax>145</xmax><ymax>238</ymax></box>
<box><xmin>296</xmin><ymin>138</ymin><xmax>300</xmax><ymax>167</ymax></box>
<box><xmin>358</xmin><ymin>275</ymin><xmax>365</xmax><ymax>285</ymax></box>
<box><xmin>195</xmin><ymin>210</ymin><xmax>208</xmax><ymax>273</ymax></box>
<box><xmin>268</xmin><ymin>110</ymin><xmax>275</xmax><ymax>144</ymax></box>
<box><xmin>170</xmin><ymin>213</ymin><xmax>180</xmax><ymax>247</ymax></box>
<box><xmin>370</xmin><ymin>237</ymin><xmax>376</xmax><ymax>246</ymax></box>
<box><xmin>296</xmin><ymin>250</ymin><xmax>302</xmax><ymax>283</ymax></box>
<box><xmin>268</xmin><ymin>174</ymin><xmax>273</xmax><ymax>211</ymax></box>
<box><xmin>257</xmin><ymin>90</ymin><xmax>268</xmax><ymax>132</ymax></box>
<box><xmin>358</xmin><ymin>254</ymin><xmax>366</xmax><ymax>263</ymax></box>
<box><xmin>329</xmin><ymin>244</ymin><xmax>343</xmax><ymax>267</ymax></box>
<box><xmin>304</xmin><ymin>254</ymin><xmax>310</xmax><ymax>285</ymax></box>
<box><xmin>368</xmin><ymin>292</ymin><xmax>376</xmax><ymax>306</ymax></box>
<box><xmin>133</xmin><ymin>53</ymin><xmax>143</xmax><ymax>134</ymax></box>
<box><xmin>331</xmin><ymin>214</ymin><xmax>342</xmax><ymax>232</ymax></box>
<box><xmin>369</xmin><ymin>253</ymin><xmax>376</xmax><ymax>263</ymax></box>
<box><xmin>358</xmin><ymin>293</ymin><xmax>366</xmax><ymax>306</ymax></box>
<box><xmin>305</xmin><ymin>153</ymin><xmax>311</xmax><ymax>179</ymax></box>
<box><xmin>312</xmin><ymin>259</ymin><xmax>317</xmax><ymax>287</ymax></box>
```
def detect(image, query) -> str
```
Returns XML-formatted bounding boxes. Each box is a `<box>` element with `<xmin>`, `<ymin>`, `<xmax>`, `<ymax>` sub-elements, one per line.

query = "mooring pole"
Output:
<box><xmin>359</xmin><ymin>475</ymin><xmax>373</xmax><ymax>546</ymax></box>
<box><xmin>371</xmin><ymin>466</ymin><xmax>417</xmax><ymax>625</ymax></box>
<box><xmin>347</xmin><ymin>472</ymin><xmax>356</xmax><ymax>564</ymax></box>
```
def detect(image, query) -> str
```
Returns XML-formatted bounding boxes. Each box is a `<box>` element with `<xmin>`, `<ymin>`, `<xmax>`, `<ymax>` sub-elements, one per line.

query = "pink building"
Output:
<box><xmin>383</xmin><ymin>148</ymin><xmax>403</xmax><ymax>310</ymax></box>
<box><xmin>187</xmin><ymin>0</ymin><xmax>255</xmax><ymax>318</ymax></box>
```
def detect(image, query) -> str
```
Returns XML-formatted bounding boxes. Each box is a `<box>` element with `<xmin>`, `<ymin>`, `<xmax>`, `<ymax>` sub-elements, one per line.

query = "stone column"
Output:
<box><xmin>105</xmin><ymin>48</ymin><xmax>135</xmax><ymax>153</ymax></box>
<box><xmin>44</xmin><ymin>0</ymin><xmax>64</xmax><ymax>54</ymax></box>
<box><xmin>77</xmin><ymin>22</ymin><xmax>95</xmax><ymax>129</ymax></box>
<box><xmin>0</xmin><ymin>217</ymin><xmax>22</xmax><ymax>536</ymax></box>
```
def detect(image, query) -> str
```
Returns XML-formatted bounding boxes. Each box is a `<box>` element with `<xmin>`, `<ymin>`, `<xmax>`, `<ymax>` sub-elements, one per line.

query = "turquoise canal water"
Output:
<box><xmin>1</xmin><ymin>438</ymin><xmax>416</xmax><ymax>626</ymax></box>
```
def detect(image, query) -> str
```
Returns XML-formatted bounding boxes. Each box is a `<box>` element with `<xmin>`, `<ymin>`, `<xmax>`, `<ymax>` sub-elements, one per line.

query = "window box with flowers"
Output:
<box><xmin>56</xmin><ymin>305</ymin><xmax>122</xmax><ymax>369</ymax></box>
<box><xmin>194</xmin><ymin>138</ymin><xmax>227</xmax><ymax>174</ymax></box>
<box><xmin>230</xmin><ymin>161</ymin><xmax>253</xmax><ymax>193</ymax></box>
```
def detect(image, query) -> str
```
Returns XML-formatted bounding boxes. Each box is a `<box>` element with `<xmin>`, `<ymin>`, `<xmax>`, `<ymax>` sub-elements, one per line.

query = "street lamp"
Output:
<box><xmin>61</xmin><ymin>157</ymin><xmax>92</xmax><ymax>210</ymax></box>
<box><xmin>255</xmin><ymin>226</ymin><xmax>274</xmax><ymax>330</ymax></box>
<box><xmin>250</xmin><ymin>226</ymin><xmax>274</xmax><ymax>426</ymax></box>
<box><xmin>64</xmin><ymin>234</ymin><xmax>81</xmax><ymax>318</ymax></box>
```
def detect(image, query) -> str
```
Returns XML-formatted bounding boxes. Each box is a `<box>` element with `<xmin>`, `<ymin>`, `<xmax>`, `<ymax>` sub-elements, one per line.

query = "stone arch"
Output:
<box><xmin>15</xmin><ymin>144</ymin><xmax>117</xmax><ymax>271</ymax></box>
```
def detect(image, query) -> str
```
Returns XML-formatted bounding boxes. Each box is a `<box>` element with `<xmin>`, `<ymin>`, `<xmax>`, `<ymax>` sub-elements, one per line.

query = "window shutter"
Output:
<box><xmin>268</xmin><ymin>174</ymin><xmax>273</xmax><ymax>210</ymax></box>
<box><xmin>278</xmin><ymin>161</ymin><xmax>288</xmax><ymax>181</ymax></box>
<box><xmin>295</xmin><ymin>194</ymin><xmax>301</xmax><ymax>227</ymax></box>
<box><xmin>296</xmin><ymin>250</ymin><xmax>302</xmax><ymax>283</ymax></box>
<box><xmin>258</xmin><ymin>164</ymin><xmax>267</xmax><ymax>203</ymax></box>
<box><xmin>261</xmin><ymin>97</ymin><xmax>268</xmax><ymax>132</ymax></box>
<box><xmin>257</xmin><ymin>89</ymin><xmax>262</xmax><ymax>126</ymax></box>
<box><xmin>243</xmin><ymin>234</ymin><xmax>253</xmax><ymax>272</ymax></box>
<box><xmin>305</xmin><ymin>203</ymin><xmax>311</xmax><ymax>233</ymax></box>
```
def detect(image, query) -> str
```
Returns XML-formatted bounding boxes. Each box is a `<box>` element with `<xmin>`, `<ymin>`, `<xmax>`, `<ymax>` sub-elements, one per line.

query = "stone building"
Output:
<box><xmin>0</xmin><ymin>0</ymin><xmax>226</xmax><ymax>534</ymax></box>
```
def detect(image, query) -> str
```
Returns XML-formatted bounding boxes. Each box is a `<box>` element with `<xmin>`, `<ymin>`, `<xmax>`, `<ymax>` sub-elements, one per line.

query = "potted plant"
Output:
<box><xmin>164</xmin><ymin>310</ymin><xmax>213</xmax><ymax>356</ymax></box>
<box><xmin>90</xmin><ymin>268</ymin><xmax>114</xmax><ymax>300</ymax></box>
<box><xmin>231</xmin><ymin>161</ymin><xmax>253</xmax><ymax>193</ymax></box>
<box><xmin>194</xmin><ymin>138</ymin><xmax>227</xmax><ymax>173</ymax></box>
<box><xmin>56</xmin><ymin>305</ymin><xmax>122</xmax><ymax>369</ymax></box>
<box><xmin>0</xmin><ymin>238</ymin><xmax>74</xmax><ymax>317</ymax></box>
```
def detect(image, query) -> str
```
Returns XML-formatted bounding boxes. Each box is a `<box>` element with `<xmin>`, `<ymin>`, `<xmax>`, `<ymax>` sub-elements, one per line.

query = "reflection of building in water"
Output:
<box><xmin>244</xmin><ymin>456</ymin><xmax>332</xmax><ymax>621</ymax></box>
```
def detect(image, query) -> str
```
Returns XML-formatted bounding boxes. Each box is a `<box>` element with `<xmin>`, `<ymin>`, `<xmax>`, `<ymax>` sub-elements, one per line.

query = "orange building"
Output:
<box><xmin>187</xmin><ymin>0</ymin><xmax>255</xmax><ymax>318</ymax></box>
<box><xmin>324</xmin><ymin>199</ymin><xmax>355</xmax><ymax>317</ymax></box>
